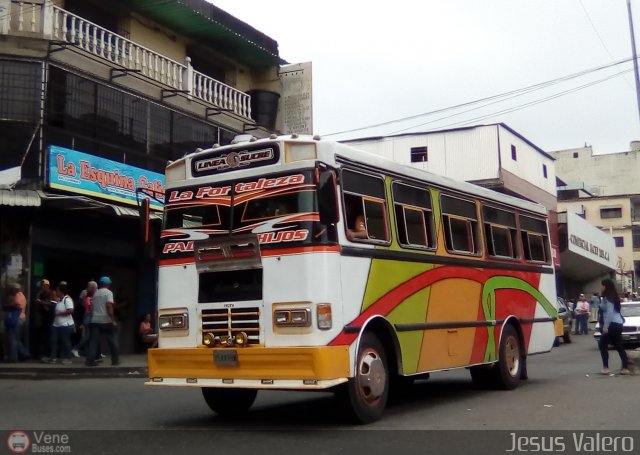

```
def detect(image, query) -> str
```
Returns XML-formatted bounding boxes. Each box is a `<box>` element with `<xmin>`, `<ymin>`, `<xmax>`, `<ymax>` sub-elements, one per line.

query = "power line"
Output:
<box><xmin>394</xmin><ymin>68</ymin><xmax>633</xmax><ymax>134</ymax></box>
<box><xmin>322</xmin><ymin>57</ymin><xmax>634</xmax><ymax>137</ymax></box>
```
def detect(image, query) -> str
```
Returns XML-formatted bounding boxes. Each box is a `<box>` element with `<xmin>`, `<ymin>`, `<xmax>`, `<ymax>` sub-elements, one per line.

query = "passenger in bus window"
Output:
<box><xmin>347</xmin><ymin>214</ymin><xmax>368</xmax><ymax>240</ymax></box>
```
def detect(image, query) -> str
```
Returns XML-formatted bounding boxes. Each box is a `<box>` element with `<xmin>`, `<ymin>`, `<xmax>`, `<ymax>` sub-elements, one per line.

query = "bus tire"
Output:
<box><xmin>345</xmin><ymin>332</ymin><xmax>389</xmax><ymax>423</ymax></box>
<box><xmin>494</xmin><ymin>324</ymin><xmax>522</xmax><ymax>390</ymax></box>
<box><xmin>201</xmin><ymin>387</ymin><xmax>257</xmax><ymax>416</ymax></box>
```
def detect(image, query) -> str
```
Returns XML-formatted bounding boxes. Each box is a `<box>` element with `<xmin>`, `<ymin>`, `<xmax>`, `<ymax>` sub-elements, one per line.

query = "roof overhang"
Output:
<box><xmin>118</xmin><ymin>0</ymin><xmax>282</xmax><ymax>67</ymax></box>
<box><xmin>0</xmin><ymin>189</ymin><xmax>42</xmax><ymax>207</ymax></box>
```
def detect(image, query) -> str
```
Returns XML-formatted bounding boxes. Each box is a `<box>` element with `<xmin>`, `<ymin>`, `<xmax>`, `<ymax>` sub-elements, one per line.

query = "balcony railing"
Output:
<box><xmin>1</xmin><ymin>0</ymin><xmax>252</xmax><ymax>121</ymax></box>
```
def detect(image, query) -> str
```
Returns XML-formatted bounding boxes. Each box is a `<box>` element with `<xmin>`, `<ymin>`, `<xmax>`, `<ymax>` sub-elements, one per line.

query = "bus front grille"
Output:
<box><xmin>201</xmin><ymin>307</ymin><xmax>261</xmax><ymax>345</ymax></box>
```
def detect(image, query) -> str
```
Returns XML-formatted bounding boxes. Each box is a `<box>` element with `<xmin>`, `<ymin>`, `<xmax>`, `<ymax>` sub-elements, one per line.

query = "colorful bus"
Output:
<box><xmin>147</xmin><ymin>134</ymin><xmax>559</xmax><ymax>423</ymax></box>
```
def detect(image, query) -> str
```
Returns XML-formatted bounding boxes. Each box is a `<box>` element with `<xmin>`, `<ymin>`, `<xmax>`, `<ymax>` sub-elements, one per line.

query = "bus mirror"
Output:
<box><xmin>318</xmin><ymin>171</ymin><xmax>339</xmax><ymax>225</ymax></box>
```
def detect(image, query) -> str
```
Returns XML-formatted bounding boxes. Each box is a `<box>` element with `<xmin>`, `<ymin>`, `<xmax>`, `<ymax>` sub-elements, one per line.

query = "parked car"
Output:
<box><xmin>593</xmin><ymin>301</ymin><xmax>640</xmax><ymax>348</ymax></box>
<box><xmin>555</xmin><ymin>297</ymin><xmax>572</xmax><ymax>345</ymax></box>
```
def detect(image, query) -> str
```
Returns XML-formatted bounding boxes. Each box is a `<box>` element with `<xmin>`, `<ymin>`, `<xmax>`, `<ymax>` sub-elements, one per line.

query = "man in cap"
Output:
<box><xmin>85</xmin><ymin>276</ymin><xmax>120</xmax><ymax>366</ymax></box>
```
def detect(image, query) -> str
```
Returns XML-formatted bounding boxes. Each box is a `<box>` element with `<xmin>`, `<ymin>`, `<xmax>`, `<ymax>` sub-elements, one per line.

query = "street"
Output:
<box><xmin>1</xmin><ymin>333</ymin><xmax>638</xmax><ymax>431</ymax></box>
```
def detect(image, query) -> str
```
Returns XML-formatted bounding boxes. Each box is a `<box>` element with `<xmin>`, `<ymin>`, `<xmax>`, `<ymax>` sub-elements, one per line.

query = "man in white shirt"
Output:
<box><xmin>85</xmin><ymin>276</ymin><xmax>120</xmax><ymax>367</ymax></box>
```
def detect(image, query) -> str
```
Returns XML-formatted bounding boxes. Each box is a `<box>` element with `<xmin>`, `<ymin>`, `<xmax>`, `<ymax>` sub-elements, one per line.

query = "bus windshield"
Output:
<box><xmin>162</xmin><ymin>170</ymin><xmax>320</xmax><ymax>241</ymax></box>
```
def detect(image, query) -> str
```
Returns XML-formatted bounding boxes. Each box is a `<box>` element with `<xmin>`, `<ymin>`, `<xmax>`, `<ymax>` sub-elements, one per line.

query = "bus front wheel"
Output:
<box><xmin>201</xmin><ymin>387</ymin><xmax>257</xmax><ymax>416</ymax></box>
<box><xmin>344</xmin><ymin>332</ymin><xmax>389</xmax><ymax>423</ymax></box>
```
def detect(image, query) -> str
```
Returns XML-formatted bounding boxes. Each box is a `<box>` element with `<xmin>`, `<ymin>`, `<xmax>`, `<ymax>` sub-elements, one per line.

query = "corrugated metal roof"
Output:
<box><xmin>0</xmin><ymin>190</ymin><xmax>42</xmax><ymax>207</ymax></box>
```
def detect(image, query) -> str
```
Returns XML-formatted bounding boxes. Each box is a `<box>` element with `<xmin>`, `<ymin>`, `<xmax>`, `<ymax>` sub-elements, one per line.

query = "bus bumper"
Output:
<box><xmin>145</xmin><ymin>346</ymin><xmax>351</xmax><ymax>390</ymax></box>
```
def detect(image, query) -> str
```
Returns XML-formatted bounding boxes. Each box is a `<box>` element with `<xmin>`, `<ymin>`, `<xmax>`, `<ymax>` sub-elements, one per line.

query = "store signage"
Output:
<box><xmin>569</xmin><ymin>234</ymin><xmax>610</xmax><ymax>261</ymax></box>
<box><xmin>47</xmin><ymin>145</ymin><xmax>165</xmax><ymax>209</ymax></box>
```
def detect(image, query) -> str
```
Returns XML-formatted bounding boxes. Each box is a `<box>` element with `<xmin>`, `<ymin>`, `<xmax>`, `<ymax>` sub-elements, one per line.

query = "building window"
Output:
<box><xmin>542</xmin><ymin>164</ymin><xmax>547</xmax><ymax>178</ymax></box>
<box><xmin>600</xmin><ymin>207</ymin><xmax>622</xmax><ymax>219</ymax></box>
<box><xmin>410</xmin><ymin>146</ymin><xmax>428</xmax><ymax>163</ymax></box>
<box><xmin>511</xmin><ymin>145</ymin><xmax>517</xmax><ymax>161</ymax></box>
<box><xmin>614</xmin><ymin>236</ymin><xmax>624</xmax><ymax>248</ymax></box>
<box><xmin>633</xmin><ymin>228</ymin><xmax>640</xmax><ymax>250</ymax></box>
<box><xmin>573</xmin><ymin>152</ymin><xmax>579</xmax><ymax>158</ymax></box>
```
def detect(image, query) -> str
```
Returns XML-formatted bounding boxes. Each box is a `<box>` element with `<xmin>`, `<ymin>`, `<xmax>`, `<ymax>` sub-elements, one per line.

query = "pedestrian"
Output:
<box><xmin>575</xmin><ymin>293</ymin><xmax>590</xmax><ymax>335</ymax></box>
<box><xmin>33</xmin><ymin>279</ymin><xmax>53</xmax><ymax>358</ymax></box>
<box><xmin>86</xmin><ymin>276</ymin><xmax>119</xmax><ymax>367</ymax></box>
<box><xmin>598</xmin><ymin>278</ymin><xmax>630</xmax><ymax>375</ymax></box>
<box><xmin>42</xmin><ymin>282</ymin><xmax>75</xmax><ymax>365</ymax></box>
<box><xmin>4</xmin><ymin>283</ymin><xmax>30</xmax><ymax>362</ymax></box>
<box><xmin>71</xmin><ymin>280</ymin><xmax>97</xmax><ymax>358</ymax></box>
<box><xmin>589</xmin><ymin>292</ymin><xmax>600</xmax><ymax>324</ymax></box>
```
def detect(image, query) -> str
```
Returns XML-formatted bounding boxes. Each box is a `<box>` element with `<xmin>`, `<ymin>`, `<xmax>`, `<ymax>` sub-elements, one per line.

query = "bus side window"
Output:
<box><xmin>392</xmin><ymin>182</ymin><xmax>436</xmax><ymax>249</ymax></box>
<box><xmin>342</xmin><ymin>169</ymin><xmax>389</xmax><ymax>243</ymax></box>
<box><xmin>519</xmin><ymin>215</ymin><xmax>550</xmax><ymax>263</ymax></box>
<box><xmin>440</xmin><ymin>194</ymin><xmax>481</xmax><ymax>255</ymax></box>
<box><xmin>482</xmin><ymin>205</ymin><xmax>518</xmax><ymax>259</ymax></box>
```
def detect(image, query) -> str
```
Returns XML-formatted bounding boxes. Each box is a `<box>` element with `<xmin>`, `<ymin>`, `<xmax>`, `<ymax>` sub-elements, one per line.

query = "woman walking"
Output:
<box><xmin>598</xmin><ymin>279</ymin><xmax>630</xmax><ymax>375</ymax></box>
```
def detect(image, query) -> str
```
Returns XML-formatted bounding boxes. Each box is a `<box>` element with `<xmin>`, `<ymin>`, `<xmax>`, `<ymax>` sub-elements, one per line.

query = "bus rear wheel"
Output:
<box><xmin>201</xmin><ymin>387</ymin><xmax>257</xmax><ymax>416</ymax></box>
<box><xmin>344</xmin><ymin>332</ymin><xmax>389</xmax><ymax>423</ymax></box>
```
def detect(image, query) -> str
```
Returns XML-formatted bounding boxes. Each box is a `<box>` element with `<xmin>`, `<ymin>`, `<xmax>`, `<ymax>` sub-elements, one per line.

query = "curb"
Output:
<box><xmin>0</xmin><ymin>366</ymin><xmax>148</xmax><ymax>380</ymax></box>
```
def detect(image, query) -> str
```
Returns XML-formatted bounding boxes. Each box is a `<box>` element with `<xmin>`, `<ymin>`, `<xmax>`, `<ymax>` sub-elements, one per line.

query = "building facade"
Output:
<box><xmin>0</xmin><ymin>0</ymin><xmax>285</xmax><ymax>355</ymax></box>
<box><xmin>553</xmin><ymin>144</ymin><xmax>640</xmax><ymax>294</ymax></box>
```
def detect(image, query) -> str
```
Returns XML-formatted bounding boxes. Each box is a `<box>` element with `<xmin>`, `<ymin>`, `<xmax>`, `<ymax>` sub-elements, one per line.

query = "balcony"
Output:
<box><xmin>1</xmin><ymin>0</ymin><xmax>252</xmax><ymax>121</ymax></box>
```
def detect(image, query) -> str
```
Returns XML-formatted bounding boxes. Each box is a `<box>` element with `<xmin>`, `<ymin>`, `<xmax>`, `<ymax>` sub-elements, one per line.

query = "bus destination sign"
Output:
<box><xmin>191</xmin><ymin>144</ymin><xmax>280</xmax><ymax>176</ymax></box>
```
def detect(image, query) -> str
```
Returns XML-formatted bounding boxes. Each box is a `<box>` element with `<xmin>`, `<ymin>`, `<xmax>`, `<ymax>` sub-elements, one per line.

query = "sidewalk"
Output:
<box><xmin>0</xmin><ymin>354</ymin><xmax>148</xmax><ymax>380</ymax></box>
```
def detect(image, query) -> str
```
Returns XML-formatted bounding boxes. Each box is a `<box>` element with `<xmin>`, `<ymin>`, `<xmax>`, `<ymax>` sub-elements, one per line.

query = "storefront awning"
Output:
<box><xmin>41</xmin><ymin>192</ymin><xmax>162</xmax><ymax>220</ymax></box>
<box><xmin>107</xmin><ymin>203</ymin><xmax>162</xmax><ymax>220</ymax></box>
<box><xmin>0</xmin><ymin>189</ymin><xmax>42</xmax><ymax>207</ymax></box>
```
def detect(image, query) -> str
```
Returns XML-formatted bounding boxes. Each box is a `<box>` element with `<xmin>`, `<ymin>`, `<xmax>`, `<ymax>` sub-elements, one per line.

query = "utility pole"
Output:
<box><xmin>627</xmin><ymin>0</ymin><xmax>640</xmax><ymax>128</ymax></box>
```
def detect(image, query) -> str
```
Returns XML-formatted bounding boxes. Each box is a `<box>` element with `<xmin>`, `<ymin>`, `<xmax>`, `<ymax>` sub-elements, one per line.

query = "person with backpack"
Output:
<box><xmin>598</xmin><ymin>278</ymin><xmax>630</xmax><ymax>375</ymax></box>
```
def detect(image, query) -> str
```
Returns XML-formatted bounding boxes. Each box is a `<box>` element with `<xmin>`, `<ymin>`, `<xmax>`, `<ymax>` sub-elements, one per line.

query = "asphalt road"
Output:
<box><xmin>1</xmin><ymin>334</ymin><xmax>638</xmax><ymax>454</ymax></box>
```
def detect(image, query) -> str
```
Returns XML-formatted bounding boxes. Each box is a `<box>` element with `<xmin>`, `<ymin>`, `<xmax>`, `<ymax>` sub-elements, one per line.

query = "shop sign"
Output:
<box><xmin>47</xmin><ymin>145</ymin><xmax>165</xmax><ymax>209</ymax></box>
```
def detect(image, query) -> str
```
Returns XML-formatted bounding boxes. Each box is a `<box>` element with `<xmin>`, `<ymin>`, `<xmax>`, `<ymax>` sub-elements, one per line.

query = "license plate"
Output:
<box><xmin>214</xmin><ymin>350</ymin><xmax>238</xmax><ymax>367</ymax></box>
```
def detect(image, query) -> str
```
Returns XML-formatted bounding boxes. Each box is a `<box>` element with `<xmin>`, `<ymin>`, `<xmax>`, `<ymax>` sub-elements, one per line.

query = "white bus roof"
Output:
<box><xmin>183</xmin><ymin>135</ymin><xmax>548</xmax><ymax>217</ymax></box>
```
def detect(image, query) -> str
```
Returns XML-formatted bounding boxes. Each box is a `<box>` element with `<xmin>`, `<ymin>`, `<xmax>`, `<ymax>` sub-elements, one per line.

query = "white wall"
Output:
<box><xmin>347</xmin><ymin>124</ymin><xmax>556</xmax><ymax>199</ymax></box>
<box><xmin>498</xmin><ymin>127</ymin><xmax>556</xmax><ymax>196</ymax></box>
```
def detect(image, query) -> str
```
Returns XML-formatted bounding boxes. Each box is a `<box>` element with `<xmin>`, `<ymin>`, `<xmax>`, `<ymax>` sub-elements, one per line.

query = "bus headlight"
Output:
<box><xmin>273</xmin><ymin>308</ymin><xmax>311</xmax><ymax>327</ymax></box>
<box><xmin>159</xmin><ymin>312</ymin><xmax>188</xmax><ymax>330</ymax></box>
<box><xmin>316</xmin><ymin>304</ymin><xmax>332</xmax><ymax>330</ymax></box>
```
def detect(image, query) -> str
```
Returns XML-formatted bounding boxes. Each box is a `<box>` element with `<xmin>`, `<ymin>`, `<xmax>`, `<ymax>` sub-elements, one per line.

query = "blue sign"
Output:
<box><xmin>47</xmin><ymin>145</ymin><xmax>165</xmax><ymax>210</ymax></box>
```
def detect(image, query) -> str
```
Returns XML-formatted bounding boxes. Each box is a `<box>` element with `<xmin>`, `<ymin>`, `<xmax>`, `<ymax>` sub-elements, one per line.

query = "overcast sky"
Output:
<box><xmin>214</xmin><ymin>0</ymin><xmax>640</xmax><ymax>154</ymax></box>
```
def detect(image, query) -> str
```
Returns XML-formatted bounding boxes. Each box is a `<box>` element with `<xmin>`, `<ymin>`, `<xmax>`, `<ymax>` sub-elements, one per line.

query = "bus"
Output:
<box><xmin>146</xmin><ymin>134</ymin><xmax>559</xmax><ymax>423</ymax></box>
